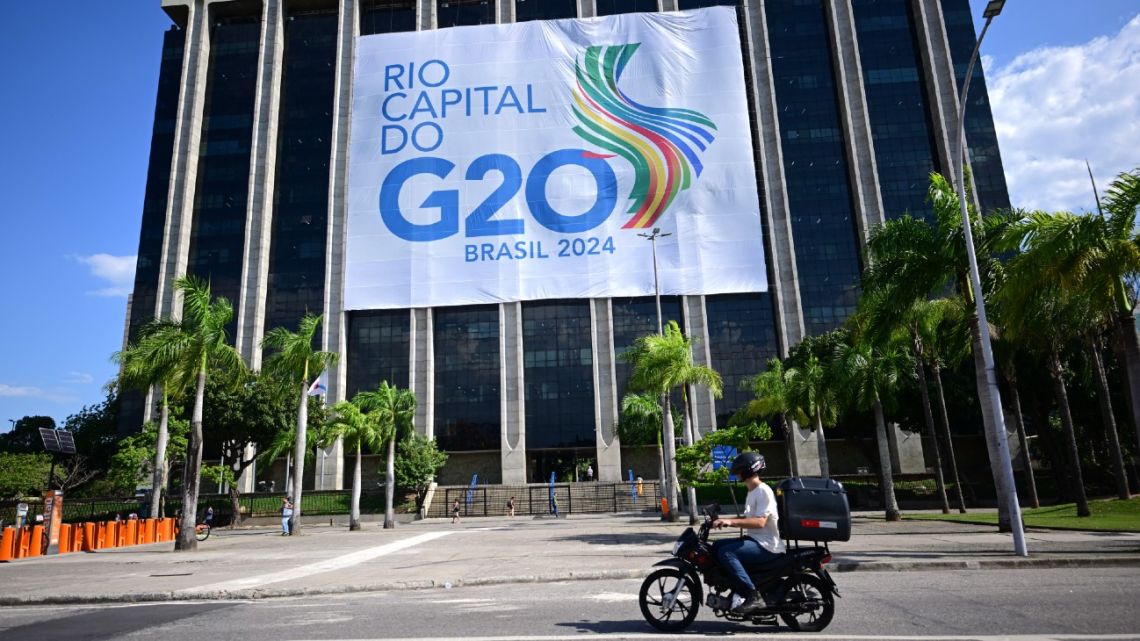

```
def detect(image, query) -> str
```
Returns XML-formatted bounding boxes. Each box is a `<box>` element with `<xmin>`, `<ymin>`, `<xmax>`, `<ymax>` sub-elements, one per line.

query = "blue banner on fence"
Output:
<box><xmin>711</xmin><ymin>445</ymin><xmax>738</xmax><ymax>481</ymax></box>
<box><xmin>466</xmin><ymin>474</ymin><xmax>478</xmax><ymax>505</ymax></box>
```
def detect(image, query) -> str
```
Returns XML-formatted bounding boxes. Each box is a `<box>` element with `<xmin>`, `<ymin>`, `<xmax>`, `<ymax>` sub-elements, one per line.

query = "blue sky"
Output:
<box><xmin>1</xmin><ymin>1</ymin><xmax>1138</xmax><ymax>428</ymax></box>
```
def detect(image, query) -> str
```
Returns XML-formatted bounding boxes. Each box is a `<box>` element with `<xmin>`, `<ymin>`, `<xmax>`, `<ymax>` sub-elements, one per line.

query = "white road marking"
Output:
<box><xmin>178</xmin><ymin>531</ymin><xmax>455</xmax><ymax>595</ymax></box>
<box><xmin>290</xmin><ymin>635</ymin><xmax>1140</xmax><ymax>641</ymax></box>
<box><xmin>587</xmin><ymin>592</ymin><xmax>638</xmax><ymax>602</ymax></box>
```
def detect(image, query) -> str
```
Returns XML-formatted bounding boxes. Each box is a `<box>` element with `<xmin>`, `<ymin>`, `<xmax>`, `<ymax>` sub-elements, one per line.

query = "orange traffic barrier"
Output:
<box><xmin>164</xmin><ymin>518</ymin><xmax>175</xmax><ymax>541</ymax></box>
<box><xmin>15</xmin><ymin>527</ymin><xmax>32</xmax><ymax>559</ymax></box>
<box><xmin>83</xmin><ymin>522</ymin><xmax>96</xmax><ymax>552</ymax></box>
<box><xmin>70</xmin><ymin>523</ymin><xmax>84</xmax><ymax>553</ymax></box>
<box><xmin>660</xmin><ymin>498</ymin><xmax>670</xmax><ymax>518</ymax></box>
<box><xmin>155</xmin><ymin>518</ymin><xmax>167</xmax><ymax>542</ymax></box>
<box><xmin>58</xmin><ymin>524</ymin><xmax>72</xmax><ymax>553</ymax></box>
<box><xmin>145</xmin><ymin>519</ymin><xmax>157</xmax><ymax>544</ymax></box>
<box><xmin>125</xmin><ymin>520</ymin><xmax>138</xmax><ymax>545</ymax></box>
<box><xmin>0</xmin><ymin>527</ymin><xmax>15</xmax><ymax>562</ymax></box>
<box><xmin>28</xmin><ymin>525</ymin><xmax>44</xmax><ymax>557</ymax></box>
<box><xmin>104</xmin><ymin>521</ymin><xmax>118</xmax><ymax>548</ymax></box>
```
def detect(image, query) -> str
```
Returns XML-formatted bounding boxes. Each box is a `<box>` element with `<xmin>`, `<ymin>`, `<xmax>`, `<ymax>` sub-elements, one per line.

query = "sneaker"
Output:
<box><xmin>732</xmin><ymin>590</ymin><xmax>767</xmax><ymax>615</ymax></box>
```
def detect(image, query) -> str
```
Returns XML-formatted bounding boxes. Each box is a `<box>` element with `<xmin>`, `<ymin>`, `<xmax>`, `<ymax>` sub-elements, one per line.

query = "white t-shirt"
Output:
<box><xmin>743</xmin><ymin>482</ymin><xmax>786</xmax><ymax>554</ymax></box>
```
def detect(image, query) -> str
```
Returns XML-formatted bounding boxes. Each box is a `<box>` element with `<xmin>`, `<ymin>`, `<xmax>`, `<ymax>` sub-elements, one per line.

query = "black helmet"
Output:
<box><xmin>730</xmin><ymin>452</ymin><xmax>766</xmax><ymax>479</ymax></box>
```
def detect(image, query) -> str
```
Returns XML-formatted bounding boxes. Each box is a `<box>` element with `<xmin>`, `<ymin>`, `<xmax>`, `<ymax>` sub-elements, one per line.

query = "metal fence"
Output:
<box><xmin>427</xmin><ymin>481</ymin><xmax>663</xmax><ymax>518</ymax></box>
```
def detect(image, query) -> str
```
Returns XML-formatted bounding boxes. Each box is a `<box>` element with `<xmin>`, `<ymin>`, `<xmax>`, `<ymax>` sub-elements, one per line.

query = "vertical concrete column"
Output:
<box><xmin>237</xmin><ymin>444</ymin><xmax>258</xmax><ymax>493</ymax></box>
<box><xmin>683</xmin><ymin>296</ymin><xmax>716</xmax><ymax>437</ymax></box>
<box><xmin>823</xmin><ymin>0</ymin><xmax>885</xmax><ymax>237</ymax></box>
<box><xmin>741</xmin><ymin>1</ymin><xmax>817</xmax><ymax>474</ymax></box>
<box><xmin>577</xmin><ymin>0</ymin><xmax>595</xmax><ymax>19</ymax></box>
<box><xmin>910</xmin><ymin>0</ymin><xmax>958</xmax><ymax>179</ymax></box>
<box><xmin>156</xmin><ymin>0</ymin><xmax>212</xmax><ymax>322</ymax></box>
<box><xmin>887</xmin><ymin>425</ymin><xmax>927</xmax><ymax>474</ymax></box>
<box><xmin>409</xmin><ymin>308</ymin><xmax>435</xmax><ymax>439</ymax></box>
<box><xmin>496</xmin><ymin>0</ymin><xmax>513</xmax><ymax>24</ymax></box>
<box><xmin>659</xmin><ymin>0</ymin><xmax>677</xmax><ymax>12</ymax></box>
<box><xmin>236</xmin><ymin>0</ymin><xmax>286</xmax><ymax>368</ymax></box>
<box><xmin>592</xmin><ymin>299</ymin><xmax>621</xmax><ymax>482</ymax></box>
<box><xmin>421</xmin><ymin>0</ymin><xmax>436</xmax><ymax>29</ymax></box>
<box><xmin>500</xmin><ymin>302</ymin><xmax>527</xmax><ymax>484</ymax></box>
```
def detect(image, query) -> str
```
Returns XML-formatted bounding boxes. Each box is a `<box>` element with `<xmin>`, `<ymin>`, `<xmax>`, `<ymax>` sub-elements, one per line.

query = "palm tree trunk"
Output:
<box><xmin>915</xmin><ymin>360</ymin><xmax>950</xmax><ymax>513</ymax></box>
<box><xmin>150</xmin><ymin>392</ymin><xmax>169</xmax><ymax>519</ymax></box>
<box><xmin>661</xmin><ymin>395</ymin><xmax>678</xmax><ymax>522</ymax></box>
<box><xmin>350</xmin><ymin>443</ymin><xmax>362</xmax><ymax>530</ymax></box>
<box><xmin>384</xmin><ymin>436</ymin><xmax>396</xmax><ymax>528</ymax></box>
<box><xmin>1005</xmin><ymin>377</ymin><xmax>1039</xmax><ymax>509</ymax></box>
<box><xmin>782</xmin><ymin>414</ymin><xmax>797</xmax><ymax>477</ymax></box>
<box><xmin>814</xmin><ymin>410</ymin><xmax>829</xmax><ymax>478</ymax></box>
<box><xmin>873</xmin><ymin>399</ymin><xmax>901</xmax><ymax>521</ymax></box>
<box><xmin>1048</xmin><ymin>350</ymin><xmax>1091</xmax><ymax>517</ymax></box>
<box><xmin>291</xmin><ymin>379</ymin><xmax>309</xmax><ymax>536</ymax></box>
<box><xmin>176</xmin><ymin>370</ymin><xmax>206</xmax><ymax>551</ymax></box>
<box><xmin>931</xmin><ymin>361</ymin><xmax>967</xmax><ymax>513</ymax></box>
<box><xmin>967</xmin><ymin>316</ymin><xmax>1013</xmax><ymax>531</ymax></box>
<box><xmin>656</xmin><ymin>436</ymin><xmax>665</xmax><ymax>504</ymax></box>
<box><xmin>680</xmin><ymin>401</ymin><xmax>699</xmax><ymax>526</ymax></box>
<box><xmin>285</xmin><ymin>452</ymin><xmax>292</xmax><ymax>495</ymax></box>
<box><xmin>1117</xmin><ymin>310</ymin><xmax>1140</xmax><ymax>458</ymax></box>
<box><xmin>1089</xmin><ymin>336</ymin><xmax>1132</xmax><ymax>499</ymax></box>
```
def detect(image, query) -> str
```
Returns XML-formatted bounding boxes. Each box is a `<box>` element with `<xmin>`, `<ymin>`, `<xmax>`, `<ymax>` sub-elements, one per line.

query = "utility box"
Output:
<box><xmin>775</xmin><ymin>477</ymin><xmax>851</xmax><ymax>542</ymax></box>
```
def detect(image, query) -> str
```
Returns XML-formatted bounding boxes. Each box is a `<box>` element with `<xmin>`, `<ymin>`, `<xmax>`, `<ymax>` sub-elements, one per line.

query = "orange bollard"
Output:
<box><xmin>145</xmin><ymin>519</ymin><xmax>157</xmax><ymax>543</ymax></box>
<box><xmin>83</xmin><ymin>522</ymin><xmax>96</xmax><ymax>552</ymax></box>
<box><xmin>28</xmin><ymin>526</ymin><xmax>44</xmax><ymax>557</ymax></box>
<box><xmin>164</xmin><ymin>518</ymin><xmax>175</xmax><ymax>540</ymax></box>
<box><xmin>104</xmin><ymin>521</ymin><xmax>118</xmax><ymax>548</ymax></box>
<box><xmin>117</xmin><ymin>521</ymin><xmax>129</xmax><ymax>548</ymax></box>
<box><xmin>16</xmin><ymin>527</ymin><xmax>31</xmax><ymax>559</ymax></box>
<box><xmin>0</xmin><ymin>527</ymin><xmax>15</xmax><ymax>562</ymax></box>
<box><xmin>58</xmin><ymin>524</ymin><xmax>72</xmax><ymax>553</ymax></box>
<box><xmin>124</xmin><ymin>520</ymin><xmax>137</xmax><ymax>546</ymax></box>
<box><xmin>71</xmin><ymin>524</ymin><xmax>84</xmax><ymax>553</ymax></box>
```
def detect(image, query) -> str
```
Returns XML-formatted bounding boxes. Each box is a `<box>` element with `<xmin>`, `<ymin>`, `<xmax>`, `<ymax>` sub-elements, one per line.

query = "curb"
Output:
<box><xmin>3</xmin><ymin>556</ymin><xmax>1140</xmax><ymax>607</ymax></box>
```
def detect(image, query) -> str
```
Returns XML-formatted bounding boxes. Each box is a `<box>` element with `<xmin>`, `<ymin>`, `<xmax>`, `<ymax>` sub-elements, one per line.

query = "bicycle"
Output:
<box><xmin>195</xmin><ymin>521</ymin><xmax>211</xmax><ymax>541</ymax></box>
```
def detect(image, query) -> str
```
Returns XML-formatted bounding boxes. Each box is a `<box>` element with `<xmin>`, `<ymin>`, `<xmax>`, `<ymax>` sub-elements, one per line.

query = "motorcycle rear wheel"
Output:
<box><xmin>778</xmin><ymin>573</ymin><xmax>834</xmax><ymax>632</ymax></box>
<box><xmin>638</xmin><ymin>568</ymin><xmax>700</xmax><ymax>632</ymax></box>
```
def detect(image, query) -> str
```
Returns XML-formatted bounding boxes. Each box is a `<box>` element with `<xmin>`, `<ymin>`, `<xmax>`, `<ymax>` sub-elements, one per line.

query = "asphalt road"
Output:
<box><xmin>1</xmin><ymin>568</ymin><xmax>1138</xmax><ymax>641</ymax></box>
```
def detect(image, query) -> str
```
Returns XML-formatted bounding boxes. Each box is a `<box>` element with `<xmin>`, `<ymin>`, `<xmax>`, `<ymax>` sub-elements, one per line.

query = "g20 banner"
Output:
<box><xmin>345</xmin><ymin>7</ymin><xmax>767</xmax><ymax>310</ymax></box>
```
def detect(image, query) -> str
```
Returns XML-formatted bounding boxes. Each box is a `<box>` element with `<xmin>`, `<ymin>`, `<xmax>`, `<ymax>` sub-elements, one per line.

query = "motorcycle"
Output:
<box><xmin>638</xmin><ymin>504</ymin><xmax>838</xmax><ymax>632</ymax></box>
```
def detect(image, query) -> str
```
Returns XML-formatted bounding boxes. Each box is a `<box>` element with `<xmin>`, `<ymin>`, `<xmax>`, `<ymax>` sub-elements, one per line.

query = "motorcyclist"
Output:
<box><xmin>711</xmin><ymin>451</ymin><xmax>786</xmax><ymax>615</ymax></box>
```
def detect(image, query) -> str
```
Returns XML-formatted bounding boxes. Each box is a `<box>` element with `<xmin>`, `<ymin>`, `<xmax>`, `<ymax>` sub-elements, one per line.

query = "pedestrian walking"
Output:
<box><xmin>204</xmin><ymin>506</ymin><xmax>214</xmax><ymax>526</ymax></box>
<box><xmin>586</xmin><ymin>465</ymin><xmax>594</xmax><ymax>482</ymax></box>
<box><xmin>550</xmin><ymin>493</ymin><xmax>560</xmax><ymax>519</ymax></box>
<box><xmin>507</xmin><ymin>496</ymin><xmax>516</xmax><ymax>518</ymax></box>
<box><xmin>451</xmin><ymin>498</ymin><xmax>462</xmax><ymax>523</ymax></box>
<box><xmin>281</xmin><ymin>496</ymin><xmax>294</xmax><ymax>536</ymax></box>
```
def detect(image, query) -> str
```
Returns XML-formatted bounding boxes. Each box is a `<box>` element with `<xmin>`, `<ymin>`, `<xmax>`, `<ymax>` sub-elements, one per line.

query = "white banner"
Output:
<box><xmin>345</xmin><ymin>7</ymin><xmax>766</xmax><ymax>310</ymax></box>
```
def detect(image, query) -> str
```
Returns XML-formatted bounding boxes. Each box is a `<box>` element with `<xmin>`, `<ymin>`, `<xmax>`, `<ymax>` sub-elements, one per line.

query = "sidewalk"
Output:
<box><xmin>1</xmin><ymin>512</ymin><xmax>1137</xmax><ymax>605</ymax></box>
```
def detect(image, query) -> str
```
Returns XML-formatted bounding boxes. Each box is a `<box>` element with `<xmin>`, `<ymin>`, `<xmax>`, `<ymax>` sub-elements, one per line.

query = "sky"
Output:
<box><xmin>0</xmin><ymin>1</ymin><xmax>1138</xmax><ymax>429</ymax></box>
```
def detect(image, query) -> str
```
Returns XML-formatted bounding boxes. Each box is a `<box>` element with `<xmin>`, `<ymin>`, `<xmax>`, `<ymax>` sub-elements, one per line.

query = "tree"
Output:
<box><xmin>168</xmin><ymin>275</ymin><xmax>245</xmax><ymax>551</ymax></box>
<box><xmin>115</xmin><ymin>318</ymin><xmax>193</xmax><ymax>518</ymax></box>
<box><xmin>262</xmin><ymin>313</ymin><xmax>339</xmax><ymax>536</ymax></box>
<box><xmin>105</xmin><ymin>419</ymin><xmax>189</xmax><ymax>500</ymax></box>
<box><xmin>254</xmin><ymin>396</ymin><xmax>330</xmax><ymax>496</ymax></box>
<box><xmin>0</xmin><ymin>416</ymin><xmax>56</xmax><ymax>454</ymax></box>
<box><xmin>624</xmin><ymin>321</ymin><xmax>723</xmax><ymax>524</ymax></box>
<box><xmin>394</xmin><ymin>433</ymin><xmax>448</xmax><ymax>514</ymax></box>
<box><xmin>61</xmin><ymin>390</ymin><xmax>121</xmax><ymax>477</ymax></box>
<box><xmin>0</xmin><ymin>453</ymin><xmax>51</xmax><ymax>499</ymax></box>
<box><xmin>619</xmin><ymin>392</ymin><xmax>670</xmax><ymax>490</ymax></box>
<box><xmin>674</xmin><ymin>422</ymin><xmax>772</xmax><ymax>486</ymax></box>
<box><xmin>739</xmin><ymin>358</ymin><xmax>798</xmax><ymax>476</ymax></box>
<box><xmin>328</xmin><ymin>401</ymin><xmax>383</xmax><ymax>530</ymax></box>
<box><xmin>355</xmin><ymin>381</ymin><xmax>417</xmax><ymax>529</ymax></box>
<box><xmin>785</xmin><ymin>355</ymin><xmax>836</xmax><ymax>477</ymax></box>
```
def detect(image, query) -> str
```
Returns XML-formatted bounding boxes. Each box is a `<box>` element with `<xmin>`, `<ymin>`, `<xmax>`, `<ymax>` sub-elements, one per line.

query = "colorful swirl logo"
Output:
<box><xmin>571</xmin><ymin>43</ymin><xmax>717</xmax><ymax>229</ymax></box>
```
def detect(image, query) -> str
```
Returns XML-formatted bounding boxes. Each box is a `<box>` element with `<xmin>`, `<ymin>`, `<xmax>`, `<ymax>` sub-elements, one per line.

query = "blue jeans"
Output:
<box><xmin>282</xmin><ymin>514</ymin><xmax>292</xmax><ymax>535</ymax></box>
<box><xmin>713</xmin><ymin>537</ymin><xmax>782</xmax><ymax>593</ymax></box>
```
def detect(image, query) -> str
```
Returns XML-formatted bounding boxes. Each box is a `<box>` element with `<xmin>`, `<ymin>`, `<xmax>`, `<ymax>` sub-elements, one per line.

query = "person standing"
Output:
<box><xmin>451</xmin><ymin>498</ymin><xmax>462</xmax><ymax>523</ymax></box>
<box><xmin>586</xmin><ymin>465</ymin><xmax>594</xmax><ymax>482</ymax></box>
<box><xmin>506</xmin><ymin>496</ymin><xmax>516</xmax><ymax>518</ymax></box>
<box><xmin>281</xmin><ymin>496</ymin><xmax>294</xmax><ymax>536</ymax></box>
<box><xmin>550</xmin><ymin>493</ymin><xmax>560</xmax><ymax>519</ymax></box>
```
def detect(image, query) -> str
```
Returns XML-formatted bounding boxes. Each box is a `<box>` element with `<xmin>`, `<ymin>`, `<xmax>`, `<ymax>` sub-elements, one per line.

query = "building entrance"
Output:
<box><xmin>528</xmin><ymin>450</ymin><xmax>595</xmax><ymax>484</ymax></box>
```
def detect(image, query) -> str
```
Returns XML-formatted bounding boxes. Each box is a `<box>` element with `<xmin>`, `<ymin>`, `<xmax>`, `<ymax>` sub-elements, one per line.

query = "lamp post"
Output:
<box><xmin>319</xmin><ymin>450</ymin><xmax>328</xmax><ymax>491</ymax></box>
<box><xmin>953</xmin><ymin>0</ymin><xmax>1027</xmax><ymax>556</ymax></box>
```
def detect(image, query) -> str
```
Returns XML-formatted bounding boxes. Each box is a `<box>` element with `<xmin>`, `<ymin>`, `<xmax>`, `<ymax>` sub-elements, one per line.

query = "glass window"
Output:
<box><xmin>187</xmin><ymin>17</ymin><xmax>261</xmax><ymax>334</ymax></box>
<box><xmin>522</xmin><ymin>301</ymin><xmax>595</xmax><ymax>449</ymax></box>
<box><xmin>677</xmin><ymin>0</ymin><xmax>738</xmax><ymax>9</ymax></box>
<box><xmin>346</xmin><ymin>310</ymin><xmax>410</xmax><ymax>397</ymax></box>
<box><xmin>596</xmin><ymin>0</ymin><xmax>659</xmax><ymax>15</ymax></box>
<box><xmin>853</xmin><ymin>0</ymin><xmax>938</xmax><ymax>222</ymax></box>
<box><xmin>766</xmin><ymin>0</ymin><xmax>861</xmax><ymax>336</ymax></box>
<box><xmin>706</xmin><ymin>294</ymin><xmax>780</xmax><ymax>427</ymax></box>
<box><xmin>434</xmin><ymin>305</ymin><xmax>501</xmax><ymax>451</ymax></box>
<box><xmin>360</xmin><ymin>0</ymin><xmax>416</xmax><ymax>36</ymax></box>
<box><xmin>438</xmin><ymin>0</ymin><xmax>494</xmax><ymax>27</ymax></box>
<box><xmin>515</xmin><ymin>0</ymin><xmax>576</xmax><ymax>22</ymax></box>
<box><xmin>264</xmin><ymin>11</ymin><xmax>337</xmax><ymax>338</ymax></box>
<box><xmin>611</xmin><ymin>296</ymin><xmax>683</xmax><ymax>405</ymax></box>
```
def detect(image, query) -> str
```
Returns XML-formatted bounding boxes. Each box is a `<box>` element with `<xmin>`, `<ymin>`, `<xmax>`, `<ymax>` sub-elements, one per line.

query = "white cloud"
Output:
<box><xmin>0</xmin><ymin>384</ymin><xmax>78</xmax><ymax>404</ymax></box>
<box><xmin>73</xmin><ymin>253</ymin><xmax>137</xmax><ymax>297</ymax></box>
<box><xmin>988</xmin><ymin>15</ymin><xmax>1140</xmax><ymax>212</ymax></box>
<box><xmin>63</xmin><ymin>371</ymin><xmax>94</xmax><ymax>384</ymax></box>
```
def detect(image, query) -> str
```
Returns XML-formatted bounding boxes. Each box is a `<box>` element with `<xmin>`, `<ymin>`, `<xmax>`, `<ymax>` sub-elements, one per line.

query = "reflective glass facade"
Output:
<box><xmin>611</xmin><ymin>296</ymin><xmax>683</xmax><ymax>405</ymax></box>
<box><xmin>264</xmin><ymin>10</ymin><xmax>337</xmax><ymax>336</ymax></box>
<box><xmin>187</xmin><ymin>17</ymin><xmax>260</xmax><ymax>320</ymax></box>
<box><xmin>522</xmin><ymin>301</ymin><xmax>595</xmax><ymax>449</ymax></box>
<box><xmin>941</xmin><ymin>0</ymin><xmax>1010</xmax><ymax>212</ymax></box>
<box><xmin>767</xmin><ymin>0</ymin><xmax>861</xmax><ymax>336</ymax></box>
<box><xmin>361</xmin><ymin>0</ymin><xmax>416</xmax><ymax>35</ymax></box>
<box><xmin>597</xmin><ymin>0</ymin><xmax>660</xmax><ymax>15</ymax></box>
<box><xmin>346</xmin><ymin>310</ymin><xmax>410</xmax><ymax>397</ymax></box>
<box><xmin>853</xmin><ymin>0</ymin><xmax>939</xmax><ymax>221</ymax></box>
<box><xmin>434</xmin><ymin>305</ymin><xmax>501</xmax><ymax>451</ymax></box>
<box><xmin>706</xmin><ymin>294</ymin><xmax>779</xmax><ymax>426</ymax></box>
<box><xmin>515</xmin><ymin>0</ymin><xmax>576</xmax><ymax>22</ymax></box>
<box><xmin>438</xmin><ymin>0</ymin><xmax>494</xmax><ymax>27</ymax></box>
<box><xmin>678</xmin><ymin>0</ymin><xmax>739</xmax><ymax>8</ymax></box>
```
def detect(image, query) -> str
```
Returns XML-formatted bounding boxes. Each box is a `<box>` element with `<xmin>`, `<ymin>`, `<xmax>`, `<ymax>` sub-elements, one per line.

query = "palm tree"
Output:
<box><xmin>834</xmin><ymin>341</ymin><xmax>913</xmax><ymax>521</ymax></box>
<box><xmin>328</xmin><ymin>401</ymin><xmax>384</xmax><ymax>530</ymax></box>
<box><xmin>113</xmin><ymin>319</ymin><xmax>193</xmax><ymax>519</ymax></box>
<box><xmin>619</xmin><ymin>392</ymin><xmax>668</xmax><ymax>492</ymax></box>
<box><xmin>625</xmin><ymin>321</ymin><xmax>723</xmax><ymax>524</ymax></box>
<box><xmin>355</xmin><ymin>381</ymin><xmax>417</xmax><ymax>529</ymax></box>
<box><xmin>262</xmin><ymin>313</ymin><xmax>339</xmax><ymax>536</ymax></box>
<box><xmin>741</xmin><ymin>358</ymin><xmax>798</xmax><ymax>476</ymax></box>
<box><xmin>785</xmin><ymin>355</ymin><xmax>836</xmax><ymax>477</ymax></box>
<box><xmin>169</xmin><ymin>275</ymin><xmax>244</xmax><ymax>551</ymax></box>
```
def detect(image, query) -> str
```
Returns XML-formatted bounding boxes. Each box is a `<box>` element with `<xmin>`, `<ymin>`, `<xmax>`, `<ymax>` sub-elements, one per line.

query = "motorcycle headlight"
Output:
<box><xmin>672</xmin><ymin>538</ymin><xmax>684</xmax><ymax>555</ymax></box>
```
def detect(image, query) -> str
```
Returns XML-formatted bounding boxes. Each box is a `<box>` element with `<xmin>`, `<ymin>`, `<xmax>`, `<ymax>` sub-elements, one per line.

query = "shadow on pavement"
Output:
<box><xmin>556</xmin><ymin>618</ymin><xmax>789</xmax><ymax>635</ymax></box>
<box><xmin>551</xmin><ymin>533</ymin><xmax>678</xmax><ymax>546</ymax></box>
<box><xmin>2</xmin><ymin>603</ymin><xmax>238</xmax><ymax>641</ymax></box>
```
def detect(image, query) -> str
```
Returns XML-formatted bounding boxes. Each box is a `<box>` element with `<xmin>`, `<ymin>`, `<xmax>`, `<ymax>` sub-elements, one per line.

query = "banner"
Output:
<box><xmin>345</xmin><ymin>7</ymin><xmax>766</xmax><ymax>310</ymax></box>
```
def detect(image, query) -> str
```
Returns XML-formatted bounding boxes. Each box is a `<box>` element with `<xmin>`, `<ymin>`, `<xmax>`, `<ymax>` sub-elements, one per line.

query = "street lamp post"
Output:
<box><xmin>319</xmin><ymin>450</ymin><xmax>328</xmax><ymax>491</ymax></box>
<box><xmin>954</xmin><ymin>0</ymin><xmax>1027</xmax><ymax>556</ymax></box>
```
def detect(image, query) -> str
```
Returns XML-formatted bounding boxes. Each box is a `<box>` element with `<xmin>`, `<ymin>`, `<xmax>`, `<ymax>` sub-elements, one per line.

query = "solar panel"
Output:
<box><xmin>57</xmin><ymin>431</ymin><xmax>77</xmax><ymax>455</ymax></box>
<box><xmin>39</xmin><ymin>428</ymin><xmax>62</xmax><ymax>453</ymax></box>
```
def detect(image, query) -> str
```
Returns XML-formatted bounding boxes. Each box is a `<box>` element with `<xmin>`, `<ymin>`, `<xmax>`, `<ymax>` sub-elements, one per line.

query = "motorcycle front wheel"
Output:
<box><xmin>778</xmin><ymin>573</ymin><xmax>834</xmax><ymax>632</ymax></box>
<box><xmin>638</xmin><ymin>568</ymin><xmax>700</xmax><ymax>632</ymax></box>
